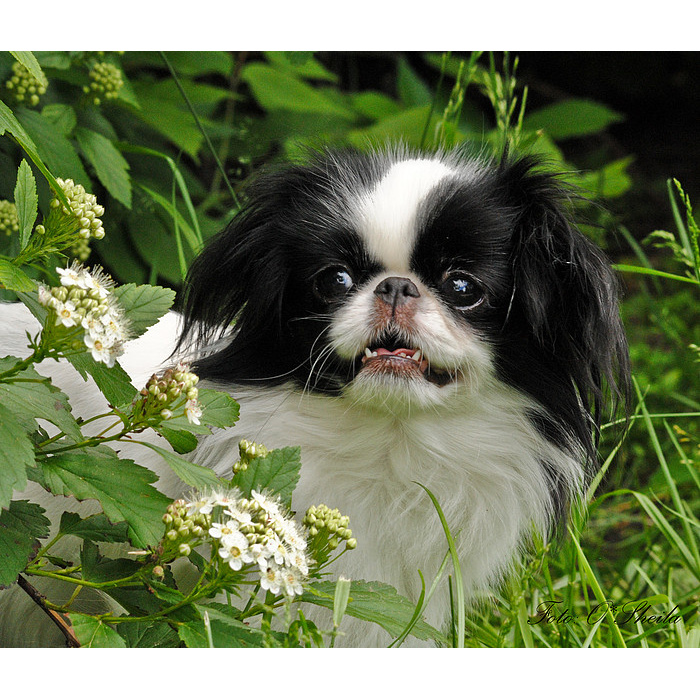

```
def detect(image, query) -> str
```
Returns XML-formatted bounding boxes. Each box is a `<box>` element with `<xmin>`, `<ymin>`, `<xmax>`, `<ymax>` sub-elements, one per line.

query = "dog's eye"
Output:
<box><xmin>314</xmin><ymin>266</ymin><xmax>355</xmax><ymax>302</ymax></box>
<box><xmin>440</xmin><ymin>271</ymin><xmax>485</xmax><ymax>310</ymax></box>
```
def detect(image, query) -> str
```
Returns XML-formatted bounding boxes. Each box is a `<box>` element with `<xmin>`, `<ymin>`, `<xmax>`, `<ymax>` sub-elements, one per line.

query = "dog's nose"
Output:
<box><xmin>374</xmin><ymin>276</ymin><xmax>420</xmax><ymax>309</ymax></box>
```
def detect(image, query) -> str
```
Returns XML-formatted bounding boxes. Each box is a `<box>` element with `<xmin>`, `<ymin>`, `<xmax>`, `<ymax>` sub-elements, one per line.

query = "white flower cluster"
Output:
<box><xmin>186</xmin><ymin>489</ymin><xmax>311</xmax><ymax>598</ymax></box>
<box><xmin>38</xmin><ymin>262</ymin><xmax>130</xmax><ymax>367</ymax></box>
<box><xmin>0</xmin><ymin>200</ymin><xmax>19</xmax><ymax>237</ymax></box>
<box><xmin>83</xmin><ymin>62</ymin><xmax>124</xmax><ymax>106</ymax></box>
<box><xmin>5</xmin><ymin>61</ymin><xmax>48</xmax><ymax>106</ymax></box>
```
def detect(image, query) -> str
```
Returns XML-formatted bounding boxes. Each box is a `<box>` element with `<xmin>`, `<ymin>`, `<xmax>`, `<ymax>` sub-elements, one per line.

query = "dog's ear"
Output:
<box><xmin>498</xmin><ymin>156</ymin><xmax>631</xmax><ymax>447</ymax></box>
<box><xmin>178</xmin><ymin>166</ymin><xmax>303</xmax><ymax>370</ymax></box>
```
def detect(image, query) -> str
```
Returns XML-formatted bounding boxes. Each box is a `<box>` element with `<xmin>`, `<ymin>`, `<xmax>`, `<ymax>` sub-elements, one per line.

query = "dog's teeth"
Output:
<box><xmin>364</xmin><ymin>348</ymin><xmax>373</xmax><ymax>358</ymax></box>
<box><xmin>412</xmin><ymin>350</ymin><xmax>422</xmax><ymax>361</ymax></box>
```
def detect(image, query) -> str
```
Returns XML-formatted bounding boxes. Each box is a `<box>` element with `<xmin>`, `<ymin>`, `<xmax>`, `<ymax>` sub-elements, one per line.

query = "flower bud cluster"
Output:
<box><xmin>0</xmin><ymin>200</ymin><xmax>19</xmax><ymax>236</ymax></box>
<box><xmin>178</xmin><ymin>488</ymin><xmax>312</xmax><ymax>598</ymax></box>
<box><xmin>5</xmin><ymin>61</ymin><xmax>48</xmax><ymax>106</ymax></box>
<box><xmin>232</xmin><ymin>438</ymin><xmax>270</xmax><ymax>475</ymax></box>
<box><xmin>303</xmin><ymin>504</ymin><xmax>356</xmax><ymax>567</ymax></box>
<box><xmin>38</xmin><ymin>263</ymin><xmax>129</xmax><ymax>368</ymax></box>
<box><xmin>83</xmin><ymin>62</ymin><xmax>124</xmax><ymax>106</ymax></box>
<box><xmin>48</xmin><ymin>178</ymin><xmax>106</xmax><ymax>242</ymax></box>
<box><xmin>160</xmin><ymin>499</ymin><xmax>210</xmax><ymax>559</ymax></box>
<box><xmin>135</xmin><ymin>362</ymin><xmax>203</xmax><ymax>425</ymax></box>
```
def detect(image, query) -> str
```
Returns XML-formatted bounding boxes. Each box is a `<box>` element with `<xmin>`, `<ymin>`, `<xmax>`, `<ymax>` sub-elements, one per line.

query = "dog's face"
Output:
<box><xmin>181</xmin><ymin>148</ymin><xmax>629</xmax><ymax>459</ymax></box>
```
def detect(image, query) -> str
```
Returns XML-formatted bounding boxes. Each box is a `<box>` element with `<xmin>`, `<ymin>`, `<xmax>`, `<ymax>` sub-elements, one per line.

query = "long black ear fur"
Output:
<box><xmin>496</xmin><ymin>156</ymin><xmax>631</xmax><ymax>463</ymax></box>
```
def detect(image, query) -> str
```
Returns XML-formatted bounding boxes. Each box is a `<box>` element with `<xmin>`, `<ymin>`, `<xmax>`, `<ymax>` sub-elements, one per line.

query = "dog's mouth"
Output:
<box><xmin>356</xmin><ymin>334</ymin><xmax>455</xmax><ymax>386</ymax></box>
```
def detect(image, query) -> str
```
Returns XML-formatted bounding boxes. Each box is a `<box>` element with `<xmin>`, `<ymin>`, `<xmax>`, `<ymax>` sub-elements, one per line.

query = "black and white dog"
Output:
<box><xmin>1</xmin><ymin>147</ymin><xmax>630</xmax><ymax>647</ymax></box>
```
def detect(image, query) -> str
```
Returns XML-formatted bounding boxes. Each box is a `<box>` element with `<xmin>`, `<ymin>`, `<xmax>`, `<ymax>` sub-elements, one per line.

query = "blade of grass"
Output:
<box><xmin>160</xmin><ymin>51</ymin><xmax>240</xmax><ymax>209</ymax></box>
<box><xmin>568</xmin><ymin>524</ymin><xmax>627</xmax><ymax>647</ymax></box>
<box><xmin>117</xmin><ymin>142</ymin><xmax>204</xmax><ymax>250</ymax></box>
<box><xmin>634</xmin><ymin>378</ymin><xmax>700</xmax><ymax>573</ymax></box>
<box><xmin>613</xmin><ymin>264</ymin><xmax>699</xmax><ymax>285</ymax></box>
<box><xmin>415</xmin><ymin>482</ymin><xmax>465</xmax><ymax>647</ymax></box>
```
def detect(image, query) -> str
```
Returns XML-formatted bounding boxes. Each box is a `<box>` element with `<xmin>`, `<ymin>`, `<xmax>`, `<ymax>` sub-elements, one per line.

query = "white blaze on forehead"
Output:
<box><xmin>354</xmin><ymin>158</ymin><xmax>454</xmax><ymax>271</ymax></box>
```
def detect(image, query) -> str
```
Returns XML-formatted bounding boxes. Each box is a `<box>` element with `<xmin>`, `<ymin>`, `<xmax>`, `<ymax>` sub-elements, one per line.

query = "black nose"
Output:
<box><xmin>374</xmin><ymin>276</ymin><xmax>421</xmax><ymax>309</ymax></box>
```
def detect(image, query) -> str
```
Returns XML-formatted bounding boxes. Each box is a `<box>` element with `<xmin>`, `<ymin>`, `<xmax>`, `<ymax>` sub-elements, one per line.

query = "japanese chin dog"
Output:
<box><xmin>0</xmin><ymin>146</ymin><xmax>630</xmax><ymax>647</ymax></box>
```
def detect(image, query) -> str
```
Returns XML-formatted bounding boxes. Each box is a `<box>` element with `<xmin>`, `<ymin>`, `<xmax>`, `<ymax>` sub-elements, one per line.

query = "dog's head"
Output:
<box><xmin>180</xmin><ymin>147</ymin><xmax>630</xmax><ymax>462</ymax></box>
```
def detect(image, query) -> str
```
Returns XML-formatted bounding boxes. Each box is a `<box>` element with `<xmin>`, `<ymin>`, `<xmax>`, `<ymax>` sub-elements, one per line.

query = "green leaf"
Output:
<box><xmin>0</xmin><ymin>99</ymin><xmax>69</xmax><ymax>209</ymax></box>
<box><xmin>67</xmin><ymin>353</ymin><xmax>138</xmax><ymax>408</ymax></box>
<box><xmin>130</xmin><ymin>79</ymin><xmax>206</xmax><ymax>158</ymax></box>
<box><xmin>137</xmin><ymin>441</ymin><xmax>222</xmax><ymax>491</ymax></box>
<box><xmin>112</xmin><ymin>283</ymin><xmax>176</xmax><ymax>339</ymax></box>
<box><xmin>75</xmin><ymin>127</ymin><xmax>132</xmax><ymax>208</ymax></box>
<box><xmin>131</xmin><ymin>51</ymin><xmax>234</xmax><ymax>77</ymax></box>
<box><xmin>157</xmin><ymin>388</ymin><xmax>240</xmax><ymax>436</ymax></box>
<box><xmin>156</xmin><ymin>425</ymin><xmax>199</xmax><ymax>454</ymax></box>
<box><xmin>13</xmin><ymin>159</ymin><xmax>38</xmax><ymax>251</ymax></box>
<box><xmin>177</xmin><ymin>603</ymin><xmax>273</xmax><ymax>647</ymax></box>
<box><xmin>523</xmin><ymin>98</ymin><xmax>624</xmax><ymax>140</ymax></box>
<box><xmin>41</xmin><ymin>104</ymin><xmax>77</xmax><ymax>136</ymax></box>
<box><xmin>0</xmin><ymin>404</ymin><xmax>35</xmax><ymax>509</ymax></box>
<box><xmin>0</xmin><ymin>364</ymin><xmax>82</xmax><ymax>441</ymax></box>
<box><xmin>232</xmin><ymin>446</ymin><xmax>301</xmax><ymax>509</ymax></box>
<box><xmin>348</xmin><ymin>105</ymin><xmax>442</xmax><ymax>150</ymax></box>
<box><xmin>80</xmin><ymin>540</ymin><xmax>141</xmax><ymax>583</ymax></box>
<box><xmin>0</xmin><ymin>258</ymin><xmax>35</xmax><ymax>292</ymax></box>
<box><xmin>15</xmin><ymin>107</ymin><xmax>91</xmax><ymax>187</ymax></box>
<box><xmin>0</xmin><ymin>500</ymin><xmax>50</xmax><ymax>586</ymax></box>
<box><xmin>58</xmin><ymin>511</ymin><xmax>130</xmax><ymax>543</ymax></box>
<box><xmin>241</xmin><ymin>63</ymin><xmax>354</xmax><ymax>119</ymax></box>
<box><xmin>577</xmin><ymin>156</ymin><xmax>633</xmax><ymax>199</ymax></box>
<box><xmin>69</xmin><ymin>613</ymin><xmax>126</xmax><ymax>648</ymax></box>
<box><xmin>192</xmin><ymin>388</ymin><xmax>240</xmax><ymax>429</ymax></box>
<box><xmin>265</xmin><ymin>52</ymin><xmax>338</xmax><ymax>82</ymax></box>
<box><xmin>301</xmin><ymin>579</ymin><xmax>445</xmax><ymax>644</ymax></box>
<box><xmin>119</xmin><ymin>619</ymin><xmax>180</xmax><ymax>648</ymax></box>
<box><xmin>397</xmin><ymin>57</ymin><xmax>433</xmax><ymax>107</ymax></box>
<box><xmin>10</xmin><ymin>52</ymin><xmax>47</xmax><ymax>84</ymax></box>
<box><xmin>39</xmin><ymin>450</ymin><xmax>171</xmax><ymax>547</ymax></box>
<box><xmin>351</xmin><ymin>91</ymin><xmax>402</xmax><ymax>120</ymax></box>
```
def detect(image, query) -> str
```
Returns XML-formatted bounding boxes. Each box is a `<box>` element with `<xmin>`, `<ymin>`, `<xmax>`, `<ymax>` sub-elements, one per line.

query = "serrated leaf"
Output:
<box><xmin>0</xmin><ymin>259</ymin><xmax>35</xmax><ymax>292</ymax></box>
<box><xmin>0</xmin><ymin>500</ymin><xmax>50</xmax><ymax>586</ymax></box>
<box><xmin>59</xmin><ymin>511</ymin><xmax>130</xmax><ymax>543</ymax></box>
<box><xmin>75</xmin><ymin>127</ymin><xmax>132</xmax><ymax>208</ymax></box>
<box><xmin>80</xmin><ymin>540</ymin><xmax>141</xmax><ymax>583</ymax></box>
<box><xmin>301</xmin><ymin>579</ymin><xmax>445</xmax><ymax>644</ymax></box>
<box><xmin>232</xmin><ymin>446</ymin><xmax>301</xmax><ymax>509</ymax></box>
<box><xmin>177</xmin><ymin>603</ymin><xmax>275</xmax><ymax>648</ymax></box>
<box><xmin>69</xmin><ymin>613</ymin><xmax>126</xmax><ymax>648</ymax></box>
<box><xmin>119</xmin><ymin>619</ymin><xmax>180</xmax><ymax>648</ymax></box>
<box><xmin>15</xmin><ymin>107</ymin><xmax>91</xmax><ymax>187</ymax></box>
<box><xmin>0</xmin><ymin>365</ymin><xmax>82</xmax><ymax>441</ymax></box>
<box><xmin>13</xmin><ymin>159</ymin><xmax>38</xmax><ymax>251</ymax></box>
<box><xmin>67</xmin><ymin>352</ymin><xmax>137</xmax><ymax>408</ymax></box>
<box><xmin>162</xmin><ymin>388</ymin><xmax>239</xmax><ymax>435</ymax></box>
<box><xmin>0</xmin><ymin>404</ymin><xmax>35</xmax><ymax>509</ymax></box>
<box><xmin>0</xmin><ymin>99</ymin><xmax>69</xmax><ymax>209</ymax></box>
<box><xmin>156</xmin><ymin>425</ymin><xmax>199</xmax><ymax>454</ymax></box>
<box><xmin>39</xmin><ymin>450</ymin><xmax>171</xmax><ymax>547</ymax></box>
<box><xmin>138</xmin><ymin>441</ymin><xmax>222</xmax><ymax>490</ymax></box>
<box><xmin>112</xmin><ymin>283</ymin><xmax>176</xmax><ymax>339</ymax></box>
